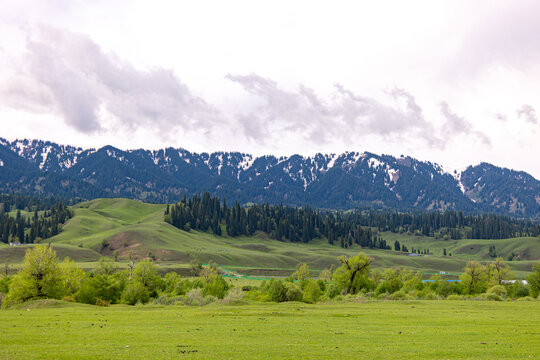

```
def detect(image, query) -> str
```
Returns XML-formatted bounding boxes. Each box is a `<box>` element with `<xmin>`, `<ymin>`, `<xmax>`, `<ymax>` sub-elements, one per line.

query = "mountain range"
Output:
<box><xmin>1</xmin><ymin>138</ymin><xmax>539</xmax><ymax>218</ymax></box>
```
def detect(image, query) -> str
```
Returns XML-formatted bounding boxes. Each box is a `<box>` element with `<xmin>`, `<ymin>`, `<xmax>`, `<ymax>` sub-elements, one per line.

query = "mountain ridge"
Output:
<box><xmin>1</xmin><ymin>138</ymin><xmax>539</xmax><ymax>217</ymax></box>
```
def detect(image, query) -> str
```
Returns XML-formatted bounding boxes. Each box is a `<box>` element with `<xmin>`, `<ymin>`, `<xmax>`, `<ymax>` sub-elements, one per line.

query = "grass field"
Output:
<box><xmin>1</xmin><ymin>198</ymin><xmax>538</xmax><ymax>277</ymax></box>
<box><xmin>0</xmin><ymin>300</ymin><xmax>538</xmax><ymax>359</ymax></box>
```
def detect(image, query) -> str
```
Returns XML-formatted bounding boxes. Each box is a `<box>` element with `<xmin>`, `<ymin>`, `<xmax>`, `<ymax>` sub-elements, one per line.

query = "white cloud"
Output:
<box><xmin>517</xmin><ymin>104</ymin><xmax>538</xmax><ymax>124</ymax></box>
<box><xmin>0</xmin><ymin>25</ymin><xmax>222</xmax><ymax>137</ymax></box>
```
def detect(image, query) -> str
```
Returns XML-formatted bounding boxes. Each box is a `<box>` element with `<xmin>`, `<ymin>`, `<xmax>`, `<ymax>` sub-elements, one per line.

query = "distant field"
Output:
<box><xmin>1</xmin><ymin>198</ymin><xmax>538</xmax><ymax>277</ymax></box>
<box><xmin>0</xmin><ymin>300</ymin><xmax>538</xmax><ymax>359</ymax></box>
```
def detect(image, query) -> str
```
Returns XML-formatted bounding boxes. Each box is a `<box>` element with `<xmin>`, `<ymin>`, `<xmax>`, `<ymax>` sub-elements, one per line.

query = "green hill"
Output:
<box><xmin>1</xmin><ymin>198</ymin><xmax>538</xmax><ymax>277</ymax></box>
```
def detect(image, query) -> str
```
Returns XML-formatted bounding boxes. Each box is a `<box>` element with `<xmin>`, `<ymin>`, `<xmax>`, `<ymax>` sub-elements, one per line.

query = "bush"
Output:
<box><xmin>486</xmin><ymin>293</ymin><xmax>502</xmax><ymax>301</ymax></box>
<box><xmin>389</xmin><ymin>291</ymin><xmax>407</xmax><ymax>300</ymax></box>
<box><xmin>204</xmin><ymin>295</ymin><xmax>218</xmax><ymax>305</ymax></box>
<box><xmin>76</xmin><ymin>273</ymin><xmax>126</xmax><ymax>305</ymax></box>
<box><xmin>152</xmin><ymin>294</ymin><xmax>177</xmax><ymax>305</ymax></box>
<box><xmin>517</xmin><ymin>296</ymin><xmax>535</xmax><ymax>302</ymax></box>
<box><xmin>303</xmin><ymin>280</ymin><xmax>322</xmax><ymax>303</ymax></box>
<box><xmin>446</xmin><ymin>294</ymin><xmax>463</xmax><ymax>300</ymax></box>
<box><xmin>325</xmin><ymin>283</ymin><xmax>341</xmax><ymax>299</ymax></box>
<box><xmin>245</xmin><ymin>290</ymin><xmax>271</xmax><ymax>302</ymax></box>
<box><xmin>203</xmin><ymin>275</ymin><xmax>229</xmax><ymax>299</ymax></box>
<box><xmin>95</xmin><ymin>298</ymin><xmax>111</xmax><ymax>307</ymax></box>
<box><xmin>0</xmin><ymin>276</ymin><xmax>11</xmax><ymax>294</ymax></box>
<box><xmin>512</xmin><ymin>283</ymin><xmax>530</xmax><ymax>299</ymax></box>
<box><xmin>487</xmin><ymin>285</ymin><xmax>507</xmax><ymax>298</ymax></box>
<box><xmin>183</xmin><ymin>288</ymin><xmax>205</xmax><ymax>306</ymax></box>
<box><xmin>267</xmin><ymin>279</ymin><xmax>287</xmax><ymax>303</ymax></box>
<box><xmin>121</xmin><ymin>283</ymin><xmax>150</xmax><ymax>305</ymax></box>
<box><xmin>422</xmin><ymin>292</ymin><xmax>439</xmax><ymax>300</ymax></box>
<box><xmin>221</xmin><ymin>287</ymin><xmax>247</xmax><ymax>305</ymax></box>
<box><xmin>283</xmin><ymin>282</ymin><xmax>303</xmax><ymax>302</ymax></box>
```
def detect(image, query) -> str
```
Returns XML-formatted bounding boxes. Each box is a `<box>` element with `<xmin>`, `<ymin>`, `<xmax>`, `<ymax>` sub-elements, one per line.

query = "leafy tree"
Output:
<box><xmin>76</xmin><ymin>273</ymin><xmax>126</xmax><ymax>305</ymax></box>
<box><xmin>96</xmin><ymin>257</ymin><xmax>118</xmax><ymax>275</ymax></box>
<box><xmin>132</xmin><ymin>260</ymin><xmax>163</xmax><ymax>297</ymax></box>
<box><xmin>292</xmin><ymin>263</ymin><xmax>311</xmax><ymax>284</ymax></box>
<box><xmin>302</xmin><ymin>280</ymin><xmax>322</xmax><ymax>303</ymax></box>
<box><xmin>460</xmin><ymin>261</ymin><xmax>488</xmax><ymax>295</ymax></box>
<box><xmin>332</xmin><ymin>253</ymin><xmax>372</xmax><ymax>295</ymax></box>
<box><xmin>487</xmin><ymin>257</ymin><xmax>512</xmax><ymax>286</ymax></box>
<box><xmin>527</xmin><ymin>262</ymin><xmax>540</xmax><ymax>298</ymax></box>
<box><xmin>3</xmin><ymin>245</ymin><xmax>63</xmax><ymax>307</ymax></box>
<box><xmin>319</xmin><ymin>265</ymin><xmax>334</xmax><ymax>282</ymax></box>
<box><xmin>59</xmin><ymin>257</ymin><xmax>85</xmax><ymax>296</ymax></box>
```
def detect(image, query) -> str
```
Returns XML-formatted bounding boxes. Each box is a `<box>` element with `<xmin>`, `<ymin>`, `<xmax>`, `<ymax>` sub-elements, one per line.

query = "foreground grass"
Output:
<box><xmin>1</xmin><ymin>300</ymin><xmax>539</xmax><ymax>359</ymax></box>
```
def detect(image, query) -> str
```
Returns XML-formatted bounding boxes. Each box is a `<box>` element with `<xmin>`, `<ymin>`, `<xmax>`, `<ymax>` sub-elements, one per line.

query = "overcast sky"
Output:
<box><xmin>1</xmin><ymin>1</ymin><xmax>540</xmax><ymax>178</ymax></box>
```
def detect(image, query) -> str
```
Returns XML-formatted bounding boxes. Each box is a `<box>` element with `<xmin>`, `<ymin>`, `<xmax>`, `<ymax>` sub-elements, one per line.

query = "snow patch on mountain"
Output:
<box><xmin>39</xmin><ymin>146</ymin><xmax>51</xmax><ymax>170</ymax></box>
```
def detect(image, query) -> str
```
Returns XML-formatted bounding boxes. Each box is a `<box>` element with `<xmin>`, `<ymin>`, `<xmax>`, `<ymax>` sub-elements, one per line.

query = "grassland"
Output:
<box><xmin>0</xmin><ymin>300</ymin><xmax>538</xmax><ymax>359</ymax></box>
<box><xmin>1</xmin><ymin>198</ymin><xmax>538</xmax><ymax>277</ymax></box>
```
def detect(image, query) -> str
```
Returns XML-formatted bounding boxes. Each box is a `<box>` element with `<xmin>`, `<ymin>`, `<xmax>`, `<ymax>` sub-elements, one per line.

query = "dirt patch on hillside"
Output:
<box><xmin>101</xmin><ymin>231</ymin><xmax>145</xmax><ymax>257</ymax></box>
<box><xmin>233</xmin><ymin>244</ymin><xmax>272</xmax><ymax>252</ymax></box>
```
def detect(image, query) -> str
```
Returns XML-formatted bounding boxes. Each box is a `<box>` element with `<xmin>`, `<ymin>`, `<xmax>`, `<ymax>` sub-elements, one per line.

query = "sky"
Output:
<box><xmin>1</xmin><ymin>0</ymin><xmax>540</xmax><ymax>178</ymax></box>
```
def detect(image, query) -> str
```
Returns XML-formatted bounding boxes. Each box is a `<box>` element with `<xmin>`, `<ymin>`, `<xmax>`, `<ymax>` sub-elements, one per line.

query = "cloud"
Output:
<box><xmin>517</xmin><ymin>104</ymin><xmax>537</xmax><ymax>124</ymax></box>
<box><xmin>226</xmin><ymin>73</ymin><xmax>443</xmax><ymax>147</ymax></box>
<box><xmin>440</xmin><ymin>101</ymin><xmax>491</xmax><ymax>145</ymax></box>
<box><xmin>0</xmin><ymin>25</ymin><xmax>222</xmax><ymax>136</ymax></box>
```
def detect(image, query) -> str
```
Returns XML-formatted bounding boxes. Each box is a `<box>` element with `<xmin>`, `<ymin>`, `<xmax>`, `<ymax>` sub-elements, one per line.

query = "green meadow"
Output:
<box><xmin>1</xmin><ymin>300</ymin><xmax>538</xmax><ymax>359</ymax></box>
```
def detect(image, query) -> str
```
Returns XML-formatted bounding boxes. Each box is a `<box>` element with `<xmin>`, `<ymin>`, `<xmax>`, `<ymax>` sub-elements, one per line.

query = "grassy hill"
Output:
<box><xmin>1</xmin><ymin>198</ymin><xmax>538</xmax><ymax>277</ymax></box>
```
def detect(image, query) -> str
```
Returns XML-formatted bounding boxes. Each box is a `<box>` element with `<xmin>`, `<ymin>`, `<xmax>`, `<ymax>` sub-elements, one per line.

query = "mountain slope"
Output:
<box><xmin>1</xmin><ymin>138</ymin><xmax>540</xmax><ymax>217</ymax></box>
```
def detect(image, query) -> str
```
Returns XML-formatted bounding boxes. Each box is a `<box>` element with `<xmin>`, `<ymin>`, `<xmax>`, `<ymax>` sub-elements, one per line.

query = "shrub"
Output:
<box><xmin>121</xmin><ymin>283</ymin><xmax>150</xmax><ymax>305</ymax></box>
<box><xmin>245</xmin><ymin>290</ymin><xmax>271</xmax><ymax>302</ymax></box>
<box><xmin>303</xmin><ymin>280</ymin><xmax>322</xmax><ymax>303</ymax></box>
<box><xmin>267</xmin><ymin>279</ymin><xmax>287</xmax><ymax>303</ymax></box>
<box><xmin>95</xmin><ymin>298</ymin><xmax>111</xmax><ymax>307</ymax></box>
<box><xmin>512</xmin><ymin>283</ymin><xmax>530</xmax><ymax>299</ymax></box>
<box><xmin>241</xmin><ymin>285</ymin><xmax>253</xmax><ymax>292</ymax></box>
<box><xmin>487</xmin><ymin>285</ymin><xmax>507</xmax><ymax>298</ymax></box>
<box><xmin>203</xmin><ymin>275</ymin><xmax>229</xmax><ymax>299</ymax></box>
<box><xmin>76</xmin><ymin>273</ymin><xmax>126</xmax><ymax>305</ymax></box>
<box><xmin>423</xmin><ymin>292</ymin><xmax>439</xmax><ymax>300</ymax></box>
<box><xmin>184</xmin><ymin>288</ymin><xmax>204</xmax><ymax>306</ymax></box>
<box><xmin>389</xmin><ymin>291</ymin><xmax>407</xmax><ymax>300</ymax></box>
<box><xmin>204</xmin><ymin>295</ymin><xmax>218</xmax><ymax>305</ymax></box>
<box><xmin>446</xmin><ymin>294</ymin><xmax>463</xmax><ymax>300</ymax></box>
<box><xmin>0</xmin><ymin>276</ymin><xmax>11</xmax><ymax>294</ymax></box>
<box><xmin>486</xmin><ymin>293</ymin><xmax>502</xmax><ymax>301</ymax></box>
<box><xmin>152</xmin><ymin>294</ymin><xmax>176</xmax><ymax>305</ymax></box>
<box><xmin>283</xmin><ymin>282</ymin><xmax>303</xmax><ymax>302</ymax></box>
<box><xmin>62</xmin><ymin>295</ymin><xmax>76</xmax><ymax>302</ymax></box>
<box><xmin>325</xmin><ymin>283</ymin><xmax>341</xmax><ymax>299</ymax></box>
<box><xmin>517</xmin><ymin>296</ymin><xmax>535</xmax><ymax>302</ymax></box>
<box><xmin>221</xmin><ymin>287</ymin><xmax>247</xmax><ymax>305</ymax></box>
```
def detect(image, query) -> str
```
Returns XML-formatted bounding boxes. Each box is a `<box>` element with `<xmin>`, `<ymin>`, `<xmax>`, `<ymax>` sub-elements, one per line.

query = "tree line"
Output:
<box><xmin>0</xmin><ymin>202</ymin><xmax>72</xmax><ymax>244</ymax></box>
<box><xmin>1</xmin><ymin>247</ymin><xmax>539</xmax><ymax>308</ymax></box>
<box><xmin>165</xmin><ymin>193</ymin><xmax>540</xmax><ymax>247</ymax></box>
<box><xmin>350</xmin><ymin>210</ymin><xmax>540</xmax><ymax>239</ymax></box>
<box><xmin>164</xmin><ymin>193</ymin><xmax>384</xmax><ymax>249</ymax></box>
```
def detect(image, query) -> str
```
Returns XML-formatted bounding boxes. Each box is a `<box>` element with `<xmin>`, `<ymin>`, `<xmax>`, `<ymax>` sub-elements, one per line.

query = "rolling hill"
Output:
<box><xmin>2</xmin><ymin>199</ymin><xmax>538</xmax><ymax>277</ymax></box>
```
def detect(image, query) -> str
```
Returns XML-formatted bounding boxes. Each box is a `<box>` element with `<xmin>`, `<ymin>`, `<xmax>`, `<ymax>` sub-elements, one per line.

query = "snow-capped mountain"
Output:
<box><xmin>1</xmin><ymin>138</ymin><xmax>540</xmax><ymax>217</ymax></box>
